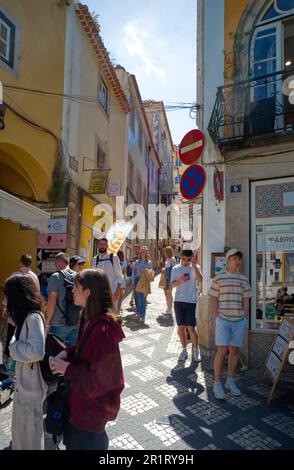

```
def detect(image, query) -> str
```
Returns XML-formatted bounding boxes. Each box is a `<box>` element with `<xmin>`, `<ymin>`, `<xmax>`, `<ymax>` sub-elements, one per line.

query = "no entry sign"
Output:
<box><xmin>179</xmin><ymin>129</ymin><xmax>205</xmax><ymax>165</ymax></box>
<box><xmin>180</xmin><ymin>164</ymin><xmax>206</xmax><ymax>200</ymax></box>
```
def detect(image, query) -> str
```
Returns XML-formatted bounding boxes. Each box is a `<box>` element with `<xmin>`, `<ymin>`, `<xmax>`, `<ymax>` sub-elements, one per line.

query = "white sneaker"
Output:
<box><xmin>225</xmin><ymin>378</ymin><xmax>242</xmax><ymax>396</ymax></box>
<box><xmin>213</xmin><ymin>382</ymin><xmax>226</xmax><ymax>400</ymax></box>
<box><xmin>193</xmin><ymin>347</ymin><xmax>202</xmax><ymax>362</ymax></box>
<box><xmin>178</xmin><ymin>349</ymin><xmax>188</xmax><ymax>362</ymax></box>
<box><xmin>164</xmin><ymin>309</ymin><xmax>172</xmax><ymax>316</ymax></box>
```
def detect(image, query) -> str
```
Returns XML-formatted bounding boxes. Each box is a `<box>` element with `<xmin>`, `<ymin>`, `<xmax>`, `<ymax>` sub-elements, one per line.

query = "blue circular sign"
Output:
<box><xmin>180</xmin><ymin>164</ymin><xmax>206</xmax><ymax>200</ymax></box>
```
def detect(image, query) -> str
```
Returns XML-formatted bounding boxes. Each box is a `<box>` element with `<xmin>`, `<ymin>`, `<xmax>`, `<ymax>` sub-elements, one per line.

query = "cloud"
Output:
<box><xmin>122</xmin><ymin>22</ymin><xmax>166</xmax><ymax>81</ymax></box>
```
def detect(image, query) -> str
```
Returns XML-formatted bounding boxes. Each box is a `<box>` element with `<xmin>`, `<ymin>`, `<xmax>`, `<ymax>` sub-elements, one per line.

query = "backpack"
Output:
<box><xmin>126</xmin><ymin>262</ymin><xmax>132</xmax><ymax>278</ymax></box>
<box><xmin>40</xmin><ymin>333</ymin><xmax>67</xmax><ymax>385</ymax></box>
<box><xmin>96</xmin><ymin>253</ymin><xmax>114</xmax><ymax>267</ymax></box>
<box><xmin>57</xmin><ymin>270</ymin><xmax>81</xmax><ymax>327</ymax></box>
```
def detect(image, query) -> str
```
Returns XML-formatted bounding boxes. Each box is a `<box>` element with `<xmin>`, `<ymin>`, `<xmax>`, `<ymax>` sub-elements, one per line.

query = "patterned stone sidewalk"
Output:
<box><xmin>1</xmin><ymin>277</ymin><xmax>294</xmax><ymax>450</ymax></box>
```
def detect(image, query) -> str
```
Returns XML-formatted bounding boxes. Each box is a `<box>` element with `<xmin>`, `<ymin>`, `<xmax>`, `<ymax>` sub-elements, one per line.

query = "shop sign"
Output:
<box><xmin>257</xmin><ymin>233</ymin><xmax>294</xmax><ymax>252</ymax></box>
<box><xmin>37</xmin><ymin>233</ymin><xmax>67</xmax><ymax>249</ymax></box>
<box><xmin>89</xmin><ymin>170</ymin><xmax>108</xmax><ymax>194</ymax></box>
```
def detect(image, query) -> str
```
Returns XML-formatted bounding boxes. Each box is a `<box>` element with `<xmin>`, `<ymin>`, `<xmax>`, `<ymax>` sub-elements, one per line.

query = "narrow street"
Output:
<box><xmin>1</xmin><ymin>276</ymin><xmax>293</xmax><ymax>451</ymax></box>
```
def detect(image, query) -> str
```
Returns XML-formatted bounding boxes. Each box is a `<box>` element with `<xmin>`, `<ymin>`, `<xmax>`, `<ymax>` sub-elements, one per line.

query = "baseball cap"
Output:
<box><xmin>226</xmin><ymin>248</ymin><xmax>243</xmax><ymax>260</ymax></box>
<box><xmin>69</xmin><ymin>255</ymin><xmax>86</xmax><ymax>268</ymax></box>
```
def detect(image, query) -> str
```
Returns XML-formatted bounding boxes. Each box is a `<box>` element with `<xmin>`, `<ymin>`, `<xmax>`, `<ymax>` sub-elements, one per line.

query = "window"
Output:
<box><xmin>261</xmin><ymin>0</ymin><xmax>294</xmax><ymax>23</ymax></box>
<box><xmin>128</xmin><ymin>158</ymin><xmax>134</xmax><ymax>191</ymax></box>
<box><xmin>138</xmin><ymin>126</ymin><xmax>142</xmax><ymax>151</ymax></box>
<box><xmin>136</xmin><ymin>173</ymin><xmax>142</xmax><ymax>203</ymax></box>
<box><xmin>0</xmin><ymin>11</ymin><xmax>16</xmax><ymax>69</ymax></box>
<box><xmin>96</xmin><ymin>143</ymin><xmax>107</xmax><ymax>169</ymax></box>
<box><xmin>129</xmin><ymin>99</ymin><xmax>135</xmax><ymax>134</ymax></box>
<box><xmin>98</xmin><ymin>79</ymin><xmax>108</xmax><ymax>113</ymax></box>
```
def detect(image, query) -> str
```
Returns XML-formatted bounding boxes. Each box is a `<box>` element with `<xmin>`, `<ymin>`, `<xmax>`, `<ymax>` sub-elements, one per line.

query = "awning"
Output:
<box><xmin>0</xmin><ymin>190</ymin><xmax>50</xmax><ymax>233</ymax></box>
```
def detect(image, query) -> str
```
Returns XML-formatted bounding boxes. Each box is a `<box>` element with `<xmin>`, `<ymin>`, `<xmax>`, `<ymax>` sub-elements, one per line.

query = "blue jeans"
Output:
<box><xmin>134</xmin><ymin>276</ymin><xmax>147</xmax><ymax>318</ymax></box>
<box><xmin>49</xmin><ymin>325</ymin><xmax>78</xmax><ymax>346</ymax></box>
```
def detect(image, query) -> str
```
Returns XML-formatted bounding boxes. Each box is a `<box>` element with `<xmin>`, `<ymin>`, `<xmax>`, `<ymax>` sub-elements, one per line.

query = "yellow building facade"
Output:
<box><xmin>0</xmin><ymin>0</ymin><xmax>68</xmax><ymax>290</ymax></box>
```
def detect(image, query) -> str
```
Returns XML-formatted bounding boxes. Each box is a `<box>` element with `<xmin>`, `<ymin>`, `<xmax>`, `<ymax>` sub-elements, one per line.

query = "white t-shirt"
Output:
<box><xmin>92</xmin><ymin>253</ymin><xmax>123</xmax><ymax>294</ymax></box>
<box><xmin>165</xmin><ymin>257</ymin><xmax>177</xmax><ymax>269</ymax></box>
<box><xmin>171</xmin><ymin>264</ymin><xmax>198</xmax><ymax>304</ymax></box>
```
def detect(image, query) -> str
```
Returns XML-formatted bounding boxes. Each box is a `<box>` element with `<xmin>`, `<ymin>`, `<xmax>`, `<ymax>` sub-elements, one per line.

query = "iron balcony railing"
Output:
<box><xmin>208</xmin><ymin>68</ymin><xmax>294</xmax><ymax>149</ymax></box>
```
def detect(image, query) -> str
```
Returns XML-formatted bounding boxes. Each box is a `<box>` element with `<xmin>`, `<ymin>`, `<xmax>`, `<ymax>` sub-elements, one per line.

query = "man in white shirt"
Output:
<box><xmin>171</xmin><ymin>249</ymin><xmax>202</xmax><ymax>363</ymax></box>
<box><xmin>92</xmin><ymin>238</ymin><xmax>123</xmax><ymax>304</ymax></box>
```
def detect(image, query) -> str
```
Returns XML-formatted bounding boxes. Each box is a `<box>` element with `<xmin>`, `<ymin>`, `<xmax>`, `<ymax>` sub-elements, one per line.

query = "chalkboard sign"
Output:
<box><xmin>264</xmin><ymin>318</ymin><xmax>294</xmax><ymax>405</ymax></box>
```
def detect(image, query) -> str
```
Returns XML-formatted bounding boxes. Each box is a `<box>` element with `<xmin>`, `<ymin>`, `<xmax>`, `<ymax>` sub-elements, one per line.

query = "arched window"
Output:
<box><xmin>249</xmin><ymin>0</ymin><xmax>294</xmax><ymax>130</ymax></box>
<box><xmin>261</xmin><ymin>0</ymin><xmax>294</xmax><ymax>22</ymax></box>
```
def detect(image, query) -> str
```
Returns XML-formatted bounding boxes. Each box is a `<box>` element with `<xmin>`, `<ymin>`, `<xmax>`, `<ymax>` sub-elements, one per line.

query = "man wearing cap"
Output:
<box><xmin>208</xmin><ymin>249</ymin><xmax>252</xmax><ymax>399</ymax></box>
<box><xmin>69</xmin><ymin>255</ymin><xmax>86</xmax><ymax>273</ymax></box>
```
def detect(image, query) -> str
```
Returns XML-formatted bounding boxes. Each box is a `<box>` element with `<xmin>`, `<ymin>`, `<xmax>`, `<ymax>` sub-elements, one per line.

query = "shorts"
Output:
<box><xmin>215</xmin><ymin>316</ymin><xmax>247</xmax><ymax>347</ymax></box>
<box><xmin>174</xmin><ymin>302</ymin><xmax>196</xmax><ymax>327</ymax></box>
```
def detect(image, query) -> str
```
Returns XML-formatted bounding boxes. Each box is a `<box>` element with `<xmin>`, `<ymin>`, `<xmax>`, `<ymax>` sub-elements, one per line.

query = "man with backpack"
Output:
<box><xmin>46</xmin><ymin>252</ymin><xmax>81</xmax><ymax>346</ymax></box>
<box><xmin>92</xmin><ymin>238</ymin><xmax>123</xmax><ymax>307</ymax></box>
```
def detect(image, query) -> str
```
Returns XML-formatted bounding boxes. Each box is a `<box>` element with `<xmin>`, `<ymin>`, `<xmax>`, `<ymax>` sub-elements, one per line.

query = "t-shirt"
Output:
<box><xmin>208</xmin><ymin>271</ymin><xmax>252</xmax><ymax>322</ymax></box>
<box><xmin>165</xmin><ymin>257</ymin><xmax>177</xmax><ymax>269</ymax></box>
<box><xmin>47</xmin><ymin>268</ymin><xmax>76</xmax><ymax>326</ymax></box>
<box><xmin>171</xmin><ymin>264</ymin><xmax>197</xmax><ymax>304</ymax></box>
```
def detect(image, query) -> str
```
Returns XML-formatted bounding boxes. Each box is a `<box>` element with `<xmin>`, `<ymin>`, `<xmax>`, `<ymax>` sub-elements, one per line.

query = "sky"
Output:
<box><xmin>84</xmin><ymin>0</ymin><xmax>197</xmax><ymax>145</ymax></box>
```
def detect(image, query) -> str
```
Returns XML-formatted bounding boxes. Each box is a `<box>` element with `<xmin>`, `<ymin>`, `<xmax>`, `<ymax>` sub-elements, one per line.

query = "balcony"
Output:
<box><xmin>208</xmin><ymin>69</ymin><xmax>294</xmax><ymax>150</ymax></box>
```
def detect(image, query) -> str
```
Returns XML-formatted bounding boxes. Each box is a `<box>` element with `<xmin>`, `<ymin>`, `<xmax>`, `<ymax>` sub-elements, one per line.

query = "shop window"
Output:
<box><xmin>255</xmin><ymin>223</ymin><xmax>294</xmax><ymax>329</ymax></box>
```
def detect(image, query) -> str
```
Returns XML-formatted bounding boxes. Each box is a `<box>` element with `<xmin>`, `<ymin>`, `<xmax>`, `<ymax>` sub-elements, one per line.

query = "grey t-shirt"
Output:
<box><xmin>171</xmin><ymin>264</ymin><xmax>197</xmax><ymax>304</ymax></box>
<box><xmin>47</xmin><ymin>269</ymin><xmax>76</xmax><ymax>326</ymax></box>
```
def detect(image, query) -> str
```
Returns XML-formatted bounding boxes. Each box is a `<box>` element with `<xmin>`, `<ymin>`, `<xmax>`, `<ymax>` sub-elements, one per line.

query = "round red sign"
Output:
<box><xmin>179</xmin><ymin>129</ymin><xmax>205</xmax><ymax>165</ymax></box>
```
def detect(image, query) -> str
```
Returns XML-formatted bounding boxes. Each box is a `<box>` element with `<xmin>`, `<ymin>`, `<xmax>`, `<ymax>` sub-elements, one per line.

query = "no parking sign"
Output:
<box><xmin>180</xmin><ymin>165</ymin><xmax>206</xmax><ymax>200</ymax></box>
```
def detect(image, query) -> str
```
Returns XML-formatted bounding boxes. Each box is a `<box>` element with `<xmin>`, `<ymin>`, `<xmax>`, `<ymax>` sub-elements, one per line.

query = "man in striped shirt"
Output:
<box><xmin>208</xmin><ymin>249</ymin><xmax>252</xmax><ymax>400</ymax></box>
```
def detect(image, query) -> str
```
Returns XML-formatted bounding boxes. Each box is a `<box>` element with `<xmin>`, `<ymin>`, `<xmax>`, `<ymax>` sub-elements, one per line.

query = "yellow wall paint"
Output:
<box><xmin>80</xmin><ymin>195</ymin><xmax>96</xmax><ymax>267</ymax></box>
<box><xmin>0</xmin><ymin>218</ymin><xmax>37</xmax><ymax>297</ymax></box>
<box><xmin>224</xmin><ymin>0</ymin><xmax>249</xmax><ymax>80</ymax></box>
<box><xmin>0</xmin><ymin>0</ymin><xmax>67</xmax><ymax>200</ymax></box>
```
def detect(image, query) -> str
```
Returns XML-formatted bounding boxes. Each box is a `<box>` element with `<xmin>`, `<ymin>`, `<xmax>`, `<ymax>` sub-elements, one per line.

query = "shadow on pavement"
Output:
<box><xmin>122</xmin><ymin>314</ymin><xmax>150</xmax><ymax>332</ymax></box>
<box><xmin>156</xmin><ymin>315</ymin><xmax>174</xmax><ymax>328</ymax></box>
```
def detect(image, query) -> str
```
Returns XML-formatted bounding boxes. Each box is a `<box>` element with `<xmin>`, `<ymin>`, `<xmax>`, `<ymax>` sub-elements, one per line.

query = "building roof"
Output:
<box><xmin>76</xmin><ymin>3</ymin><xmax>130</xmax><ymax>114</ymax></box>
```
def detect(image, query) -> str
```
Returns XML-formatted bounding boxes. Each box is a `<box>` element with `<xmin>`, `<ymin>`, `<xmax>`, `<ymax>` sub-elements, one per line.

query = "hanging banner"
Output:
<box><xmin>106</xmin><ymin>220</ymin><xmax>134</xmax><ymax>254</ymax></box>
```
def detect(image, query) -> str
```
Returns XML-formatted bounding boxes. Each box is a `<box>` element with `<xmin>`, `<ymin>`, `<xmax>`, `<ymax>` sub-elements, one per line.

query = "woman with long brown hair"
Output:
<box><xmin>3</xmin><ymin>274</ymin><xmax>47</xmax><ymax>450</ymax></box>
<box><xmin>50</xmin><ymin>269</ymin><xmax>125</xmax><ymax>450</ymax></box>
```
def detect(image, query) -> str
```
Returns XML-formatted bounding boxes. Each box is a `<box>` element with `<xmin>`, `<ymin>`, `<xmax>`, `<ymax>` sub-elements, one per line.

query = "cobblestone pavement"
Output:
<box><xmin>1</xmin><ymin>277</ymin><xmax>294</xmax><ymax>450</ymax></box>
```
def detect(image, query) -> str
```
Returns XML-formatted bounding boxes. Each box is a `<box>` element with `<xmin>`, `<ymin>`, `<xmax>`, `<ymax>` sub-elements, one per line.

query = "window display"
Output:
<box><xmin>255</xmin><ymin>224</ymin><xmax>294</xmax><ymax>329</ymax></box>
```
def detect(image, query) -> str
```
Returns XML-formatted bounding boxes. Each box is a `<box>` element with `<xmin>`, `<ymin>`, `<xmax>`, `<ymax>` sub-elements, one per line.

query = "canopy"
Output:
<box><xmin>0</xmin><ymin>189</ymin><xmax>50</xmax><ymax>233</ymax></box>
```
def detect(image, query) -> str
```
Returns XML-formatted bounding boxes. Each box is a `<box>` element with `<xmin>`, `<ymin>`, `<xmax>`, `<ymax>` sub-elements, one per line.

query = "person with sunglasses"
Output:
<box><xmin>171</xmin><ymin>249</ymin><xmax>202</xmax><ymax>362</ymax></box>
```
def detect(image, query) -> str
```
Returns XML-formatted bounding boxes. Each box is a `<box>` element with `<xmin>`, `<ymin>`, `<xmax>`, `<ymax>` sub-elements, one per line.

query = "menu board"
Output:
<box><xmin>265</xmin><ymin>318</ymin><xmax>294</xmax><ymax>405</ymax></box>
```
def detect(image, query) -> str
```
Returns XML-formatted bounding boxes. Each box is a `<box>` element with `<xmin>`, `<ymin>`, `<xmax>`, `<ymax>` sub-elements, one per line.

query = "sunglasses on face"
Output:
<box><xmin>182</xmin><ymin>257</ymin><xmax>192</xmax><ymax>261</ymax></box>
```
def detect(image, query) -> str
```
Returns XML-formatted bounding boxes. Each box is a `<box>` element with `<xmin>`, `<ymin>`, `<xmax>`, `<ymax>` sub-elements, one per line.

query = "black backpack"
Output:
<box><xmin>57</xmin><ymin>270</ymin><xmax>81</xmax><ymax>327</ymax></box>
<box><xmin>95</xmin><ymin>253</ymin><xmax>114</xmax><ymax>267</ymax></box>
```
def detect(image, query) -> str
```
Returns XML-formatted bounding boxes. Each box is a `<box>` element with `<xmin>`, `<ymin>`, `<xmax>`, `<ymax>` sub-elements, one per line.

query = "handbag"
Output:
<box><xmin>45</xmin><ymin>321</ymin><xmax>97</xmax><ymax>447</ymax></box>
<box><xmin>40</xmin><ymin>334</ymin><xmax>66</xmax><ymax>385</ymax></box>
<box><xmin>158</xmin><ymin>271</ymin><xmax>166</xmax><ymax>289</ymax></box>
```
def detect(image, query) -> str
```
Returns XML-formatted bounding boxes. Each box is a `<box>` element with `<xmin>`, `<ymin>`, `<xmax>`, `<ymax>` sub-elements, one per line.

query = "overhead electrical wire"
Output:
<box><xmin>3</xmin><ymin>83</ymin><xmax>199</xmax><ymax>116</ymax></box>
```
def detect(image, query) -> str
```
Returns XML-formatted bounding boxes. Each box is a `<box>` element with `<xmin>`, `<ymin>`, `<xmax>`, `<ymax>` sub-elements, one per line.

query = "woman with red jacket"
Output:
<box><xmin>50</xmin><ymin>268</ymin><xmax>125</xmax><ymax>450</ymax></box>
